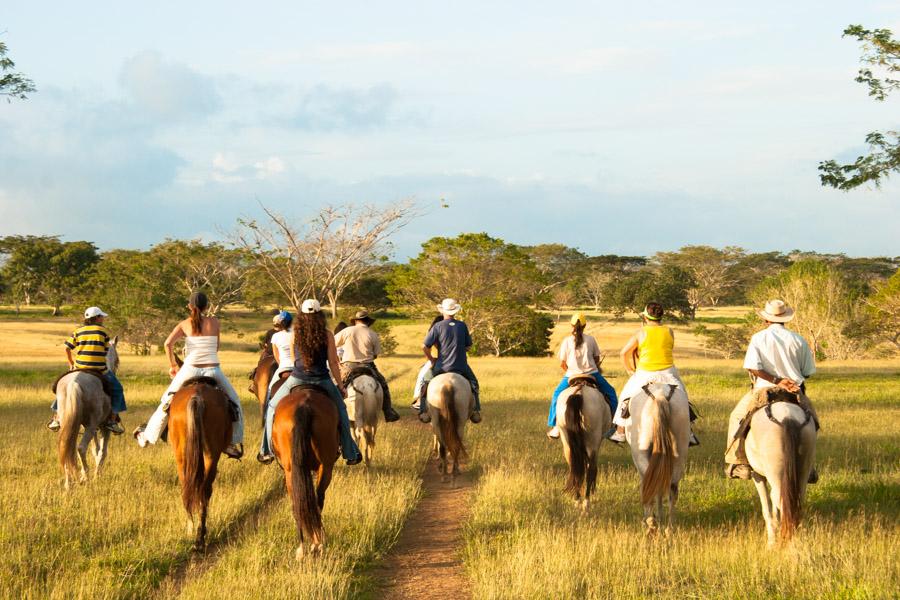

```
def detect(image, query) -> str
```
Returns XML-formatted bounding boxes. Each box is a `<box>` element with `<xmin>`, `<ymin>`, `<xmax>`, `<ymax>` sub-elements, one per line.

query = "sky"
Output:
<box><xmin>1</xmin><ymin>1</ymin><xmax>898</xmax><ymax>260</ymax></box>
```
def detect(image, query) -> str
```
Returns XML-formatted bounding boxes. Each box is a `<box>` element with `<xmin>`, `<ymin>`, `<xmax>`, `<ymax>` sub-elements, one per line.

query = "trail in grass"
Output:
<box><xmin>375</xmin><ymin>454</ymin><xmax>474</xmax><ymax>600</ymax></box>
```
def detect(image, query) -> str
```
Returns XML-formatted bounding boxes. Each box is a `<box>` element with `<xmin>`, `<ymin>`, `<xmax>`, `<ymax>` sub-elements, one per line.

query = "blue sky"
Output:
<box><xmin>1</xmin><ymin>1</ymin><xmax>898</xmax><ymax>259</ymax></box>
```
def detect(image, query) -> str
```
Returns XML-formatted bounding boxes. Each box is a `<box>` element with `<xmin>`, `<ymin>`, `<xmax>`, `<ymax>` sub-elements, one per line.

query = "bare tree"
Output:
<box><xmin>235</xmin><ymin>201</ymin><xmax>420</xmax><ymax>316</ymax></box>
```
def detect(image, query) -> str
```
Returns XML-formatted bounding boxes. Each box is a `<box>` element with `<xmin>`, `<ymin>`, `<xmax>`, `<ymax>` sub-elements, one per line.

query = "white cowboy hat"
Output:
<box><xmin>300</xmin><ymin>299</ymin><xmax>321</xmax><ymax>314</ymax></box>
<box><xmin>84</xmin><ymin>306</ymin><xmax>108</xmax><ymax>319</ymax></box>
<box><xmin>437</xmin><ymin>298</ymin><xmax>462</xmax><ymax>316</ymax></box>
<box><xmin>758</xmin><ymin>299</ymin><xmax>795</xmax><ymax>323</ymax></box>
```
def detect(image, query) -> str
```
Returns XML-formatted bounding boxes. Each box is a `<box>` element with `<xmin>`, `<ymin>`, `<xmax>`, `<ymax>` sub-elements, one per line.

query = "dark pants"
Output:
<box><xmin>418</xmin><ymin>364</ymin><xmax>480</xmax><ymax>414</ymax></box>
<box><xmin>341</xmin><ymin>362</ymin><xmax>393</xmax><ymax>412</ymax></box>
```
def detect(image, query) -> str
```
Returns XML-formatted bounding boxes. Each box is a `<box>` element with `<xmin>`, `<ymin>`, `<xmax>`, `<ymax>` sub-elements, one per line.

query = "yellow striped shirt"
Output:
<box><xmin>64</xmin><ymin>325</ymin><xmax>110</xmax><ymax>372</ymax></box>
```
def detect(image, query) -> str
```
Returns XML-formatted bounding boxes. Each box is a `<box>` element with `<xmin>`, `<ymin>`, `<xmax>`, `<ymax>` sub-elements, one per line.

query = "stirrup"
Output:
<box><xmin>725</xmin><ymin>463</ymin><xmax>753</xmax><ymax>480</ymax></box>
<box><xmin>224</xmin><ymin>443</ymin><xmax>243</xmax><ymax>460</ymax></box>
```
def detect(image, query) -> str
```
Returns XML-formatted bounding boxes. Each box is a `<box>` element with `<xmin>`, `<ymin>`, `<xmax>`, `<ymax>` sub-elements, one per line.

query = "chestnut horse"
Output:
<box><xmin>272</xmin><ymin>385</ymin><xmax>339</xmax><ymax>560</ymax></box>
<box><xmin>168</xmin><ymin>378</ymin><xmax>233</xmax><ymax>551</ymax></box>
<box><xmin>250</xmin><ymin>350</ymin><xmax>277</xmax><ymax>425</ymax></box>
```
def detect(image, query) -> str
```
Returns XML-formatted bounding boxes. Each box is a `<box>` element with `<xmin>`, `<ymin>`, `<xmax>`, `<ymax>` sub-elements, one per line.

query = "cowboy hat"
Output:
<box><xmin>350</xmin><ymin>309</ymin><xmax>375</xmax><ymax>325</ymax></box>
<box><xmin>437</xmin><ymin>298</ymin><xmax>462</xmax><ymax>316</ymax></box>
<box><xmin>758</xmin><ymin>299</ymin><xmax>795</xmax><ymax>323</ymax></box>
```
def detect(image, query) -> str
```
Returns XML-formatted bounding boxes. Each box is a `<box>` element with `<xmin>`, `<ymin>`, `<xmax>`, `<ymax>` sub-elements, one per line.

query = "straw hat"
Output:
<box><xmin>437</xmin><ymin>298</ymin><xmax>462</xmax><ymax>316</ymax></box>
<box><xmin>758</xmin><ymin>299</ymin><xmax>795</xmax><ymax>323</ymax></box>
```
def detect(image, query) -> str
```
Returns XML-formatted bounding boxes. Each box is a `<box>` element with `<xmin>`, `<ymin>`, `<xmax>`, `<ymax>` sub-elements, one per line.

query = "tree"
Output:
<box><xmin>655</xmin><ymin>246</ymin><xmax>744</xmax><ymax>310</ymax></box>
<box><xmin>519</xmin><ymin>243</ymin><xmax>587</xmax><ymax>297</ymax></box>
<box><xmin>151</xmin><ymin>240</ymin><xmax>250</xmax><ymax>315</ymax></box>
<box><xmin>864</xmin><ymin>269</ymin><xmax>900</xmax><ymax>351</ymax></box>
<box><xmin>820</xmin><ymin>26</ymin><xmax>899</xmax><ymax>189</ymax></box>
<box><xmin>389</xmin><ymin>233</ymin><xmax>550</xmax><ymax>356</ymax></box>
<box><xmin>0</xmin><ymin>40</ymin><xmax>35</xmax><ymax>101</ymax></box>
<box><xmin>606</xmin><ymin>265</ymin><xmax>696</xmax><ymax>320</ymax></box>
<box><xmin>583</xmin><ymin>270</ymin><xmax>614</xmax><ymax>310</ymax></box>
<box><xmin>235</xmin><ymin>202</ymin><xmax>419</xmax><ymax>317</ymax></box>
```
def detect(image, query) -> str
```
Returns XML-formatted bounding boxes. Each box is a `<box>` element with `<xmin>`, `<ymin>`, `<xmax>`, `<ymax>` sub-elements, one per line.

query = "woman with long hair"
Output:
<box><xmin>258</xmin><ymin>299</ymin><xmax>361</xmax><ymax>465</ymax></box>
<box><xmin>133</xmin><ymin>292</ymin><xmax>245</xmax><ymax>458</ymax></box>
<box><xmin>608</xmin><ymin>301</ymin><xmax>698</xmax><ymax>445</ymax></box>
<box><xmin>546</xmin><ymin>313</ymin><xmax>618</xmax><ymax>438</ymax></box>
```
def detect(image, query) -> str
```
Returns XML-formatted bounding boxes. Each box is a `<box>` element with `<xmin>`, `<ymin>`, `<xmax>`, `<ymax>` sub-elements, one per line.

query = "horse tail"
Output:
<box><xmin>779</xmin><ymin>418</ymin><xmax>804</xmax><ymax>542</ymax></box>
<box><xmin>439</xmin><ymin>382</ymin><xmax>467</xmax><ymax>461</ymax></box>
<box><xmin>289</xmin><ymin>401</ymin><xmax>323</xmax><ymax>541</ymax></box>
<box><xmin>58</xmin><ymin>379</ymin><xmax>83</xmax><ymax>477</ymax></box>
<box><xmin>562</xmin><ymin>392</ymin><xmax>588</xmax><ymax>497</ymax></box>
<box><xmin>181</xmin><ymin>390</ymin><xmax>206</xmax><ymax>518</ymax></box>
<box><xmin>641</xmin><ymin>393</ymin><xmax>676</xmax><ymax>506</ymax></box>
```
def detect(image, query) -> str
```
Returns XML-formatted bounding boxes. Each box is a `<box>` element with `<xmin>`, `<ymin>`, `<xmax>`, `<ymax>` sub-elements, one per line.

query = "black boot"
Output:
<box><xmin>382</xmin><ymin>388</ymin><xmax>400</xmax><ymax>422</ymax></box>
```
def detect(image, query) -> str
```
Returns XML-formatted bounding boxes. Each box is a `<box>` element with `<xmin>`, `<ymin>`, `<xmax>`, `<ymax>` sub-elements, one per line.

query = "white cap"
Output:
<box><xmin>84</xmin><ymin>306</ymin><xmax>109</xmax><ymax>319</ymax></box>
<box><xmin>300</xmin><ymin>299</ymin><xmax>321</xmax><ymax>314</ymax></box>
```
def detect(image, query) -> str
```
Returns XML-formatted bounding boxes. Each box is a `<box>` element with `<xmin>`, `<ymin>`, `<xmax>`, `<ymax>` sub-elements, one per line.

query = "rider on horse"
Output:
<box><xmin>334</xmin><ymin>309</ymin><xmax>400</xmax><ymax>422</ymax></box>
<box><xmin>48</xmin><ymin>306</ymin><xmax>126</xmax><ymax>435</ymax></box>
<box><xmin>546</xmin><ymin>313</ymin><xmax>618</xmax><ymax>439</ymax></box>
<box><xmin>418</xmin><ymin>299</ymin><xmax>481</xmax><ymax>424</ymax></box>
<box><xmin>258</xmin><ymin>299</ymin><xmax>362</xmax><ymax>466</ymax></box>
<box><xmin>607</xmin><ymin>302</ymin><xmax>699</xmax><ymax>446</ymax></box>
<box><xmin>133</xmin><ymin>292</ymin><xmax>245</xmax><ymax>459</ymax></box>
<box><xmin>725</xmin><ymin>299</ymin><xmax>820</xmax><ymax>481</ymax></box>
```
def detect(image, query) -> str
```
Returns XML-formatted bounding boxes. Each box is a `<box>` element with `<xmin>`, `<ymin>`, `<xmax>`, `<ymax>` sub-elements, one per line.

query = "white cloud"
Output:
<box><xmin>119</xmin><ymin>51</ymin><xmax>221</xmax><ymax>121</ymax></box>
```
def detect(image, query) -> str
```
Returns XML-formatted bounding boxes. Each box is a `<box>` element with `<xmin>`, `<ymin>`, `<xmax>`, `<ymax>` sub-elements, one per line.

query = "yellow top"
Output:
<box><xmin>637</xmin><ymin>325</ymin><xmax>674</xmax><ymax>371</ymax></box>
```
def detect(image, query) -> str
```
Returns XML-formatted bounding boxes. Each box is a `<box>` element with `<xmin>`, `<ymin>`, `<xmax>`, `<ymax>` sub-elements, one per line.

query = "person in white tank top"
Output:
<box><xmin>133</xmin><ymin>292</ymin><xmax>245</xmax><ymax>458</ymax></box>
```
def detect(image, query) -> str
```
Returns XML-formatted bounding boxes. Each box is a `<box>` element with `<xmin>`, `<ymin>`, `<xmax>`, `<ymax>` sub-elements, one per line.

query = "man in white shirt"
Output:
<box><xmin>335</xmin><ymin>310</ymin><xmax>400</xmax><ymax>422</ymax></box>
<box><xmin>725</xmin><ymin>299</ymin><xmax>819</xmax><ymax>480</ymax></box>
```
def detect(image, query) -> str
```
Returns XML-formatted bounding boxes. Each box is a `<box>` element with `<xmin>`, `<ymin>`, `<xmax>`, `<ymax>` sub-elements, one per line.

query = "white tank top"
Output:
<box><xmin>184</xmin><ymin>336</ymin><xmax>219</xmax><ymax>365</ymax></box>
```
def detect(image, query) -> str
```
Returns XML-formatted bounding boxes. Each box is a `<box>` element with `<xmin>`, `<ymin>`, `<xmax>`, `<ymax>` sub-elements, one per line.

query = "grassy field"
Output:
<box><xmin>1</xmin><ymin>307</ymin><xmax>897</xmax><ymax>599</ymax></box>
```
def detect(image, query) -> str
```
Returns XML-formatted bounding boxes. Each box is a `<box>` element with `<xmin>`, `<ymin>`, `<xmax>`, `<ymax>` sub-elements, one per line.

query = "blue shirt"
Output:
<box><xmin>423</xmin><ymin>318</ymin><xmax>472</xmax><ymax>373</ymax></box>
<box><xmin>292</xmin><ymin>346</ymin><xmax>329</xmax><ymax>379</ymax></box>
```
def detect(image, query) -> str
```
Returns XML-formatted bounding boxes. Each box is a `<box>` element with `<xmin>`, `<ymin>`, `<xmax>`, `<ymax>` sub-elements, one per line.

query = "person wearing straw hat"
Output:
<box><xmin>546</xmin><ymin>313</ymin><xmax>618</xmax><ymax>439</ymax></box>
<box><xmin>607</xmin><ymin>301</ymin><xmax>700</xmax><ymax>446</ymax></box>
<box><xmin>725</xmin><ymin>299</ymin><xmax>819</xmax><ymax>481</ymax></box>
<box><xmin>418</xmin><ymin>298</ymin><xmax>481</xmax><ymax>424</ymax></box>
<box><xmin>334</xmin><ymin>309</ymin><xmax>400</xmax><ymax>422</ymax></box>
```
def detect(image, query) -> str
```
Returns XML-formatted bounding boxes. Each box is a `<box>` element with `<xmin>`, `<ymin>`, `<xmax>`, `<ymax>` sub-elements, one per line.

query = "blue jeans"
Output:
<box><xmin>52</xmin><ymin>371</ymin><xmax>126</xmax><ymax>414</ymax></box>
<box><xmin>261</xmin><ymin>374</ymin><xmax>360</xmax><ymax>461</ymax></box>
<box><xmin>419</xmin><ymin>364</ymin><xmax>481</xmax><ymax>413</ymax></box>
<box><xmin>547</xmin><ymin>373</ymin><xmax>618</xmax><ymax>427</ymax></box>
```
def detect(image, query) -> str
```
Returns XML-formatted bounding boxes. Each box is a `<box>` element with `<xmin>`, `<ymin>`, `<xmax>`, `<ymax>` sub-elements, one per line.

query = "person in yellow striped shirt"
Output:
<box><xmin>48</xmin><ymin>306</ymin><xmax>126</xmax><ymax>434</ymax></box>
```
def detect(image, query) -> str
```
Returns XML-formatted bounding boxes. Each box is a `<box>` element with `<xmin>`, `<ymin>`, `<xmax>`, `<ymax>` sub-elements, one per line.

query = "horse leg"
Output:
<box><xmin>439</xmin><ymin>443</ymin><xmax>448</xmax><ymax>482</ymax></box>
<box><xmin>665</xmin><ymin>482</ymin><xmax>679</xmax><ymax>535</ymax></box>
<box><xmin>77</xmin><ymin>427</ymin><xmax>94</xmax><ymax>484</ymax></box>
<box><xmin>752</xmin><ymin>474</ymin><xmax>776</xmax><ymax>547</ymax></box>
<box><xmin>311</xmin><ymin>464</ymin><xmax>332</xmax><ymax>556</ymax></box>
<box><xmin>93</xmin><ymin>430</ymin><xmax>110</xmax><ymax>479</ymax></box>
<box><xmin>768</xmin><ymin>482</ymin><xmax>783</xmax><ymax>548</ymax></box>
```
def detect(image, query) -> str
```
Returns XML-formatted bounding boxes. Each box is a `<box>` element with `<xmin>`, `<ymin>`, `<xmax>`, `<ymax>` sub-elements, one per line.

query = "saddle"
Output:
<box><xmin>568</xmin><ymin>375</ymin><xmax>614</xmax><ymax>413</ymax></box>
<box><xmin>50</xmin><ymin>369</ymin><xmax>111</xmax><ymax>398</ymax></box>
<box><xmin>734</xmin><ymin>387</ymin><xmax>813</xmax><ymax>442</ymax></box>
<box><xmin>168</xmin><ymin>377</ymin><xmax>240</xmax><ymax>422</ymax></box>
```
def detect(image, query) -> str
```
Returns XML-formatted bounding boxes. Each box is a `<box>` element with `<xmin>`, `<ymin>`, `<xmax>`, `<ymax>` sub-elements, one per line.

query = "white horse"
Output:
<box><xmin>745</xmin><ymin>398</ymin><xmax>817</xmax><ymax>547</ymax></box>
<box><xmin>345</xmin><ymin>374</ymin><xmax>382</xmax><ymax>466</ymax></box>
<box><xmin>556</xmin><ymin>378</ymin><xmax>611</xmax><ymax>512</ymax></box>
<box><xmin>426</xmin><ymin>372</ymin><xmax>473</xmax><ymax>486</ymax></box>
<box><xmin>56</xmin><ymin>337</ymin><xmax>119</xmax><ymax>490</ymax></box>
<box><xmin>626</xmin><ymin>382</ymin><xmax>690</xmax><ymax>534</ymax></box>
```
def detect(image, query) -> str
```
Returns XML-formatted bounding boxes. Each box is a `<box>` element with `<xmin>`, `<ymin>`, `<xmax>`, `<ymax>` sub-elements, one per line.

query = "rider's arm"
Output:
<box><xmin>164</xmin><ymin>322</ymin><xmax>186</xmax><ymax>377</ymax></box>
<box><xmin>65</xmin><ymin>347</ymin><xmax>74</xmax><ymax>369</ymax></box>
<box><xmin>748</xmin><ymin>369</ymin><xmax>799</xmax><ymax>392</ymax></box>
<box><xmin>423</xmin><ymin>345</ymin><xmax>435</xmax><ymax>365</ymax></box>
<box><xmin>619</xmin><ymin>333</ymin><xmax>639</xmax><ymax>374</ymax></box>
<box><xmin>326</xmin><ymin>334</ymin><xmax>345</xmax><ymax>396</ymax></box>
<box><xmin>272</xmin><ymin>344</ymin><xmax>281</xmax><ymax>366</ymax></box>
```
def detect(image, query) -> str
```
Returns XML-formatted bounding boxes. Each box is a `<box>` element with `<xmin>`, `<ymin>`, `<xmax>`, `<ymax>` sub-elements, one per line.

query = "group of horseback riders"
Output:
<box><xmin>547</xmin><ymin>298</ymin><xmax>819</xmax><ymax>482</ymax></box>
<box><xmin>48</xmin><ymin>291</ymin><xmax>817</xmax><ymax>481</ymax></box>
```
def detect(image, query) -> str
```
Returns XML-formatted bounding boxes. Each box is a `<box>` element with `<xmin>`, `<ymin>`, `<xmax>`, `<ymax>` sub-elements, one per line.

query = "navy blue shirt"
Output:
<box><xmin>292</xmin><ymin>346</ymin><xmax>329</xmax><ymax>379</ymax></box>
<box><xmin>423</xmin><ymin>318</ymin><xmax>472</xmax><ymax>373</ymax></box>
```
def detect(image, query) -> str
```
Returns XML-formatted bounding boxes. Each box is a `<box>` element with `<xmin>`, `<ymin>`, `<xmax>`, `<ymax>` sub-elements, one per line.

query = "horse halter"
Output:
<box><xmin>640</xmin><ymin>383</ymin><xmax>678</xmax><ymax>403</ymax></box>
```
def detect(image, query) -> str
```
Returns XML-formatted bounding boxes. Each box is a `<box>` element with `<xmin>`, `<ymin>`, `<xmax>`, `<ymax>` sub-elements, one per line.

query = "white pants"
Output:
<box><xmin>613</xmin><ymin>366</ymin><xmax>687</xmax><ymax>427</ymax></box>
<box><xmin>412</xmin><ymin>361</ymin><xmax>433</xmax><ymax>402</ymax></box>
<box><xmin>143</xmin><ymin>365</ymin><xmax>244</xmax><ymax>445</ymax></box>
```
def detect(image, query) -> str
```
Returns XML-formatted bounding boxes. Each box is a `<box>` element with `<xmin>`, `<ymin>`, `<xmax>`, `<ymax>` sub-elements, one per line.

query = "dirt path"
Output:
<box><xmin>376</xmin><ymin>457</ymin><xmax>475</xmax><ymax>600</ymax></box>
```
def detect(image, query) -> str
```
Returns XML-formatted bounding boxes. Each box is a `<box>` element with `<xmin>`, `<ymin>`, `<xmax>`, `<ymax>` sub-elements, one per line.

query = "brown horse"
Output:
<box><xmin>168</xmin><ymin>378</ymin><xmax>233</xmax><ymax>551</ymax></box>
<box><xmin>250</xmin><ymin>350</ymin><xmax>277</xmax><ymax>424</ymax></box>
<box><xmin>271</xmin><ymin>386</ymin><xmax>339</xmax><ymax>560</ymax></box>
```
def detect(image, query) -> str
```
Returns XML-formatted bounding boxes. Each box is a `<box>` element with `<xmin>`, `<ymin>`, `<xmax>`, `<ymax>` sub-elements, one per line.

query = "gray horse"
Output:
<box><xmin>425</xmin><ymin>372</ymin><xmax>473</xmax><ymax>486</ymax></box>
<box><xmin>56</xmin><ymin>338</ymin><xmax>119</xmax><ymax>490</ymax></box>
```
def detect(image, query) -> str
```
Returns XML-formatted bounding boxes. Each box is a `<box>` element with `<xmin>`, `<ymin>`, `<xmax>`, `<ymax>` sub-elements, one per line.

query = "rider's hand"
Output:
<box><xmin>169</xmin><ymin>365</ymin><xmax>179</xmax><ymax>379</ymax></box>
<box><xmin>776</xmin><ymin>378</ymin><xmax>800</xmax><ymax>393</ymax></box>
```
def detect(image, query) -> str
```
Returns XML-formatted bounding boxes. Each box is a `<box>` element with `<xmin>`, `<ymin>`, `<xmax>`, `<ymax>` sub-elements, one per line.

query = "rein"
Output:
<box><xmin>764</xmin><ymin>401</ymin><xmax>812</xmax><ymax>428</ymax></box>
<box><xmin>641</xmin><ymin>383</ymin><xmax>678</xmax><ymax>402</ymax></box>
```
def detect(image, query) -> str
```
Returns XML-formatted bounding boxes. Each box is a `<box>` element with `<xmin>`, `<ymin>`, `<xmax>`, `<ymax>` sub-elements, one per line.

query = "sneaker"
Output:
<box><xmin>383</xmin><ymin>407</ymin><xmax>400</xmax><ymax>423</ymax></box>
<box><xmin>689</xmin><ymin>431</ymin><xmax>700</xmax><ymax>447</ymax></box>
<box><xmin>47</xmin><ymin>416</ymin><xmax>61</xmax><ymax>432</ymax></box>
<box><xmin>470</xmin><ymin>410</ymin><xmax>482</xmax><ymax>424</ymax></box>
<box><xmin>410</xmin><ymin>401</ymin><xmax>420</xmax><ymax>410</ymax></box>
<box><xmin>418</xmin><ymin>412</ymin><xmax>431</xmax><ymax>424</ymax></box>
<box><xmin>606</xmin><ymin>428</ymin><xmax>626</xmax><ymax>444</ymax></box>
<box><xmin>346</xmin><ymin>455</ymin><xmax>362</xmax><ymax>466</ymax></box>
<box><xmin>725</xmin><ymin>464</ymin><xmax>753</xmax><ymax>480</ymax></box>
<box><xmin>133</xmin><ymin>426</ymin><xmax>149</xmax><ymax>448</ymax></box>
<box><xmin>103</xmin><ymin>421</ymin><xmax>125</xmax><ymax>435</ymax></box>
<box><xmin>224</xmin><ymin>443</ymin><xmax>243</xmax><ymax>460</ymax></box>
<box><xmin>257</xmin><ymin>452</ymin><xmax>275</xmax><ymax>465</ymax></box>
<box><xmin>546</xmin><ymin>426</ymin><xmax>560</xmax><ymax>439</ymax></box>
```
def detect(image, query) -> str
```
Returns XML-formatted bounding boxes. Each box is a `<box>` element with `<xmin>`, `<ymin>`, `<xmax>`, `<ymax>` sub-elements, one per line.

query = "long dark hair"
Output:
<box><xmin>295</xmin><ymin>311</ymin><xmax>328</xmax><ymax>368</ymax></box>
<box><xmin>573</xmin><ymin>321</ymin><xmax>585</xmax><ymax>349</ymax></box>
<box><xmin>189</xmin><ymin>292</ymin><xmax>209</xmax><ymax>335</ymax></box>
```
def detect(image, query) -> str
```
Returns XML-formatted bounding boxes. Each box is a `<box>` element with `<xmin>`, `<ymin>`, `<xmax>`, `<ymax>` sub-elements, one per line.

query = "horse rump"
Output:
<box><xmin>562</xmin><ymin>392</ymin><xmax>588</xmax><ymax>497</ymax></box>
<box><xmin>289</xmin><ymin>401</ymin><xmax>324</xmax><ymax>542</ymax></box>
<box><xmin>181</xmin><ymin>391</ymin><xmax>206</xmax><ymax>517</ymax></box>
<box><xmin>438</xmin><ymin>382</ymin><xmax>467</xmax><ymax>460</ymax></box>
<box><xmin>640</xmin><ymin>393</ymin><xmax>676</xmax><ymax>506</ymax></box>
<box><xmin>779</xmin><ymin>418</ymin><xmax>804</xmax><ymax>542</ymax></box>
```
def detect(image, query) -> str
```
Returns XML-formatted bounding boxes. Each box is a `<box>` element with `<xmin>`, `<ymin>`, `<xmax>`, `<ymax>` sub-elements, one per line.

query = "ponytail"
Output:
<box><xmin>190</xmin><ymin>306</ymin><xmax>203</xmax><ymax>335</ymax></box>
<box><xmin>573</xmin><ymin>322</ymin><xmax>585</xmax><ymax>349</ymax></box>
<box><xmin>188</xmin><ymin>291</ymin><xmax>209</xmax><ymax>335</ymax></box>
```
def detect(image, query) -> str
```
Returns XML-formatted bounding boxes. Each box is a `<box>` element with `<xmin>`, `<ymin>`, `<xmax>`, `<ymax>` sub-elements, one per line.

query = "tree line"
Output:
<box><xmin>2</xmin><ymin>206</ymin><xmax>897</xmax><ymax>360</ymax></box>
